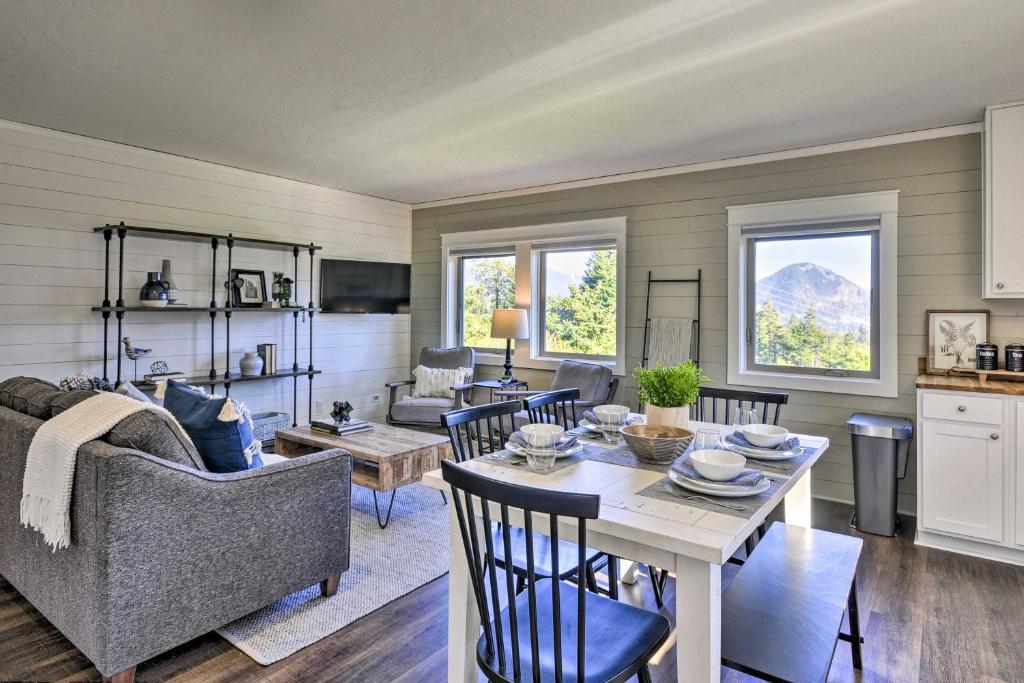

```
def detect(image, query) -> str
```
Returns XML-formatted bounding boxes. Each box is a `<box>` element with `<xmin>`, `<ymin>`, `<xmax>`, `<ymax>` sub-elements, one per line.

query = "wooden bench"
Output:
<box><xmin>722</xmin><ymin>522</ymin><xmax>864</xmax><ymax>682</ymax></box>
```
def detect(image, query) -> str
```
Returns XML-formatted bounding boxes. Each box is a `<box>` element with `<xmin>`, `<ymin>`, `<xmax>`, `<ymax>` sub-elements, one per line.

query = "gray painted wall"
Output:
<box><xmin>412</xmin><ymin>133</ymin><xmax>1012</xmax><ymax>513</ymax></box>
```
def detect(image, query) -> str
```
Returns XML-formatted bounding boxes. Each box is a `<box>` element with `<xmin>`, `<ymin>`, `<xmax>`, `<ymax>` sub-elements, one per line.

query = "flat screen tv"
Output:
<box><xmin>320</xmin><ymin>259</ymin><xmax>411</xmax><ymax>314</ymax></box>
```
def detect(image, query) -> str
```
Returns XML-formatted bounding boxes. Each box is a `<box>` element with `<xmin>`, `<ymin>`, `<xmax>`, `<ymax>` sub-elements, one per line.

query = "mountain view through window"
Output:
<box><xmin>753</xmin><ymin>233</ymin><xmax>873</xmax><ymax>372</ymax></box>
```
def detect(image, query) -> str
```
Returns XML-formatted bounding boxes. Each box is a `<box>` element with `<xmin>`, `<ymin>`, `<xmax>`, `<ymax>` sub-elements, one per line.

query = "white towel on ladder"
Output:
<box><xmin>648</xmin><ymin>318</ymin><xmax>694</xmax><ymax>367</ymax></box>
<box><xmin>20</xmin><ymin>392</ymin><xmax>192</xmax><ymax>550</ymax></box>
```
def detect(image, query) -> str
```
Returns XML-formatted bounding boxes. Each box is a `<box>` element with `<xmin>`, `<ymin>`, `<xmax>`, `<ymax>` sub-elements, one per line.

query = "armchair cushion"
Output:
<box><xmin>391</xmin><ymin>396</ymin><xmax>456</xmax><ymax>424</ymax></box>
<box><xmin>551</xmin><ymin>360</ymin><xmax>613</xmax><ymax>402</ymax></box>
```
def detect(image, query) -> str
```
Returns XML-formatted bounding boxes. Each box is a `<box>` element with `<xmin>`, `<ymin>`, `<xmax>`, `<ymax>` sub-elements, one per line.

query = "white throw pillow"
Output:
<box><xmin>412</xmin><ymin>365</ymin><xmax>472</xmax><ymax>399</ymax></box>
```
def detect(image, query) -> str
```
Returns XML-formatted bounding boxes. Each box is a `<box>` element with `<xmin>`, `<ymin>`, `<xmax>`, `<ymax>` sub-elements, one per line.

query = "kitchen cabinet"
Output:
<box><xmin>984</xmin><ymin>101</ymin><xmax>1024</xmax><ymax>298</ymax></box>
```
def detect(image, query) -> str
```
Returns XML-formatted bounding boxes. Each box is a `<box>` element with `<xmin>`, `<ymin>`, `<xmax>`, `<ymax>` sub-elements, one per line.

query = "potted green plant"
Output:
<box><xmin>633</xmin><ymin>360</ymin><xmax>709</xmax><ymax>429</ymax></box>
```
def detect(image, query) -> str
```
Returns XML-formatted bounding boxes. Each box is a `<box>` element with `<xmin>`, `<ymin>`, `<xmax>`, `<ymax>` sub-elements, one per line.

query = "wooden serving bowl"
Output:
<box><xmin>621</xmin><ymin>424</ymin><xmax>694</xmax><ymax>464</ymax></box>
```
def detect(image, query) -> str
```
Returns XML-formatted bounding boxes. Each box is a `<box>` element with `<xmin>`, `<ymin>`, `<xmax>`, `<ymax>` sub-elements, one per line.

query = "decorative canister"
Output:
<box><xmin>239</xmin><ymin>351</ymin><xmax>264</xmax><ymax>377</ymax></box>
<box><xmin>1006</xmin><ymin>343</ymin><xmax>1024</xmax><ymax>372</ymax></box>
<box><xmin>139</xmin><ymin>272</ymin><xmax>169</xmax><ymax>308</ymax></box>
<box><xmin>160</xmin><ymin>259</ymin><xmax>180</xmax><ymax>304</ymax></box>
<box><xmin>976</xmin><ymin>342</ymin><xmax>998</xmax><ymax>371</ymax></box>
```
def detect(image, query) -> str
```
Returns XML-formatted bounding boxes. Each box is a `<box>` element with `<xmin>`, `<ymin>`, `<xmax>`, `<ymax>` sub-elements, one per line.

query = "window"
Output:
<box><xmin>746</xmin><ymin>230</ymin><xmax>878</xmax><ymax>378</ymax></box>
<box><xmin>728</xmin><ymin>192</ymin><xmax>898</xmax><ymax>398</ymax></box>
<box><xmin>456</xmin><ymin>252</ymin><xmax>515</xmax><ymax>351</ymax></box>
<box><xmin>442</xmin><ymin>218</ymin><xmax>626</xmax><ymax>374</ymax></box>
<box><xmin>539</xmin><ymin>245</ymin><xmax>618</xmax><ymax>360</ymax></box>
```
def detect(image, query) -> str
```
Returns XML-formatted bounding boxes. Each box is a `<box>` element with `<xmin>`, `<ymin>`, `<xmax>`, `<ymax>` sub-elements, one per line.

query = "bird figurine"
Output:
<box><xmin>330</xmin><ymin>401</ymin><xmax>354</xmax><ymax>425</ymax></box>
<box><xmin>122</xmin><ymin>337</ymin><xmax>152</xmax><ymax>381</ymax></box>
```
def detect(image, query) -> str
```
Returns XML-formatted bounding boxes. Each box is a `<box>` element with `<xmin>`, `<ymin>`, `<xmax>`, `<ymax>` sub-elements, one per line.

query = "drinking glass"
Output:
<box><xmin>733</xmin><ymin>406</ymin><xmax>757</xmax><ymax>431</ymax></box>
<box><xmin>526</xmin><ymin>450</ymin><xmax>557</xmax><ymax>473</ymax></box>
<box><xmin>601</xmin><ymin>412</ymin><xmax>627</xmax><ymax>444</ymax></box>
<box><xmin>693</xmin><ymin>428</ymin><xmax>720</xmax><ymax>451</ymax></box>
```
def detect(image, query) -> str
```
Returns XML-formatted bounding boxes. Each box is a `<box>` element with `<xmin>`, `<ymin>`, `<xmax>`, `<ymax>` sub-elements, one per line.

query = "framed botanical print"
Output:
<box><xmin>926</xmin><ymin>309</ymin><xmax>990</xmax><ymax>374</ymax></box>
<box><xmin>229</xmin><ymin>269</ymin><xmax>267</xmax><ymax>308</ymax></box>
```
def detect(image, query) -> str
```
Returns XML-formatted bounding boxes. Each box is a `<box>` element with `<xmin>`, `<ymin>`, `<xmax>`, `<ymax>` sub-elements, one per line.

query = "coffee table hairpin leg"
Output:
<box><xmin>373</xmin><ymin>490</ymin><xmax>398</xmax><ymax>529</ymax></box>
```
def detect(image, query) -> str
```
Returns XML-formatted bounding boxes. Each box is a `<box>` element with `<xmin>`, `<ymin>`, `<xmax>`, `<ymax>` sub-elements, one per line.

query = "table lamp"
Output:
<box><xmin>490</xmin><ymin>308</ymin><xmax>529</xmax><ymax>384</ymax></box>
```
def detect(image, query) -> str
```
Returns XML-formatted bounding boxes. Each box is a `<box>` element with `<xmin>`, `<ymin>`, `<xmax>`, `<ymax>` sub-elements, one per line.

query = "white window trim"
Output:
<box><xmin>726</xmin><ymin>191</ymin><xmax>899</xmax><ymax>398</ymax></box>
<box><xmin>441</xmin><ymin>217</ymin><xmax>627</xmax><ymax>375</ymax></box>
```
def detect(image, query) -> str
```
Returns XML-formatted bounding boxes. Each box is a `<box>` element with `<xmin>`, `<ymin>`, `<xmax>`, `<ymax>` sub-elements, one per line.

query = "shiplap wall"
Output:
<box><xmin>0</xmin><ymin>120</ymin><xmax>411</xmax><ymax>424</ymax></box>
<box><xmin>413</xmin><ymin>133</ymin><xmax>1006</xmax><ymax>513</ymax></box>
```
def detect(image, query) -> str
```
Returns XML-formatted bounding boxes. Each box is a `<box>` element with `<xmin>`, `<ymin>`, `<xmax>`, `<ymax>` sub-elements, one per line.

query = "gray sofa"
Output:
<box><xmin>0</xmin><ymin>378</ymin><xmax>352</xmax><ymax>683</ymax></box>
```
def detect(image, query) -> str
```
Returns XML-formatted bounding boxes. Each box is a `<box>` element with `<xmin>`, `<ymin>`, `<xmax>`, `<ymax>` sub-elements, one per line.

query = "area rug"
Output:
<box><xmin>217</xmin><ymin>483</ymin><xmax>450</xmax><ymax>665</ymax></box>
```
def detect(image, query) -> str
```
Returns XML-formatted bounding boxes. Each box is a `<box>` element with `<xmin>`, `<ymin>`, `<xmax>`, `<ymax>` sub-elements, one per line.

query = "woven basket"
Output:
<box><xmin>251</xmin><ymin>411</ymin><xmax>291</xmax><ymax>442</ymax></box>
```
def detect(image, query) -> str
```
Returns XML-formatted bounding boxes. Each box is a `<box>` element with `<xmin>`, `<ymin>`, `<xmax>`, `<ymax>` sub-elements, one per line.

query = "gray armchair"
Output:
<box><xmin>498</xmin><ymin>360</ymin><xmax>619</xmax><ymax>429</ymax></box>
<box><xmin>387</xmin><ymin>346</ymin><xmax>477</xmax><ymax>427</ymax></box>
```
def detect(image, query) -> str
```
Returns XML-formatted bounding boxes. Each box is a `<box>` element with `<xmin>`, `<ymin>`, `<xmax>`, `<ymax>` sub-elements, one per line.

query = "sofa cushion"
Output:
<box><xmin>50</xmin><ymin>388</ymin><xmax>206</xmax><ymax>470</ymax></box>
<box><xmin>0</xmin><ymin>377</ymin><xmax>65</xmax><ymax>419</ymax></box>
<box><xmin>391</xmin><ymin>396</ymin><xmax>455</xmax><ymax>425</ymax></box>
<box><xmin>164</xmin><ymin>382</ymin><xmax>262</xmax><ymax>473</ymax></box>
<box><xmin>49</xmin><ymin>389</ymin><xmax>99</xmax><ymax>417</ymax></box>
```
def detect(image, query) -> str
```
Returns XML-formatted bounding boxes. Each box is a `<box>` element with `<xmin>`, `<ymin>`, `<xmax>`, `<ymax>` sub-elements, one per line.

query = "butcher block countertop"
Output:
<box><xmin>916</xmin><ymin>373</ymin><xmax>1024</xmax><ymax>396</ymax></box>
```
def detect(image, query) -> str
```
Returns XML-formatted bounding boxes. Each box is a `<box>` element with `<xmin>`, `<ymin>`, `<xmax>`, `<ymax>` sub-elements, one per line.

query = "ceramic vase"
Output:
<box><xmin>239</xmin><ymin>351</ymin><xmax>264</xmax><ymax>377</ymax></box>
<box><xmin>160</xmin><ymin>259</ymin><xmax>180</xmax><ymax>304</ymax></box>
<box><xmin>645</xmin><ymin>404</ymin><xmax>689</xmax><ymax>430</ymax></box>
<box><xmin>139</xmin><ymin>272</ymin><xmax>169</xmax><ymax>308</ymax></box>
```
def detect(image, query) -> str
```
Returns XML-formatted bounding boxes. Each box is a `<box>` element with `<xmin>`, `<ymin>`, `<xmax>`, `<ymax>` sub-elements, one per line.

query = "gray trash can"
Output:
<box><xmin>847</xmin><ymin>413</ymin><xmax>913</xmax><ymax>536</ymax></box>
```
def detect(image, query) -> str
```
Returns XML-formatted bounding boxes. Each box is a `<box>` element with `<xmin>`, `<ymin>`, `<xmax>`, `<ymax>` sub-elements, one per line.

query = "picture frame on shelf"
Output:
<box><xmin>229</xmin><ymin>269</ymin><xmax>267</xmax><ymax>308</ymax></box>
<box><xmin>925</xmin><ymin>309</ymin><xmax>990</xmax><ymax>374</ymax></box>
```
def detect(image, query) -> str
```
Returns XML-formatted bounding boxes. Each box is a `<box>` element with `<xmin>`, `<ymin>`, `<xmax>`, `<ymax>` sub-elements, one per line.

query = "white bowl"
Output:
<box><xmin>520</xmin><ymin>423</ymin><xmax>565</xmax><ymax>449</ymax></box>
<box><xmin>741</xmin><ymin>423</ymin><xmax>789</xmax><ymax>449</ymax></box>
<box><xmin>690</xmin><ymin>449</ymin><xmax>746</xmax><ymax>481</ymax></box>
<box><xmin>594</xmin><ymin>404</ymin><xmax>630</xmax><ymax>424</ymax></box>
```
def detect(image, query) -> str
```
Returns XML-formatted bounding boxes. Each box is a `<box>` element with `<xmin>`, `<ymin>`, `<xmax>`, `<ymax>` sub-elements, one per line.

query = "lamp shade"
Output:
<box><xmin>490</xmin><ymin>308</ymin><xmax>529</xmax><ymax>339</ymax></box>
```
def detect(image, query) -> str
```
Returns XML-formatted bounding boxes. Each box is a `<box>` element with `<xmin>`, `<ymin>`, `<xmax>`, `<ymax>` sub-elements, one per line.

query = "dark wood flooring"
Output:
<box><xmin>3</xmin><ymin>500</ymin><xmax>1024</xmax><ymax>682</ymax></box>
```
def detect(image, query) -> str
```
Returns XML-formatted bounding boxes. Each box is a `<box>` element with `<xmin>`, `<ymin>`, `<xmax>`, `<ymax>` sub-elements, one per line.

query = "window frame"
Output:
<box><xmin>441</xmin><ymin>217</ymin><xmax>627</xmax><ymax>375</ymax></box>
<box><xmin>727</xmin><ymin>191</ymin><xmax>899</xmax><ymax>398</ymax></box>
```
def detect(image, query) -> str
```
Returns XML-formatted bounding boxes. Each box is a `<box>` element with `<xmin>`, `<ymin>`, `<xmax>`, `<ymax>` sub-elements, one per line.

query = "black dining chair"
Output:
<box><xmin>523</xmin><ymin>388</ymin><xmax>581</xmax><ymax>428</ymax></box>
<box><xmin>695</xmin><ymin>386</ymin><xmax>789</xmax><ymax>426</ymax></box>
<box><xmin>523</xmin><ymin>388</ymin><xmax>624</xmax><ymax>601</ymax></box>
<box><xmin>696</xmin><ymin>386</ymin><xmax>790</xmax><ymax>562</ymax></box>
<box><xmin>442</xmin><ymin>460</ymin><xmax>671</xmax><ymax>683</ymax></box>
<box><xmin>441</xmin><ymin>401</ymin><xmax>606</xmax><ymax>594</ymax></box>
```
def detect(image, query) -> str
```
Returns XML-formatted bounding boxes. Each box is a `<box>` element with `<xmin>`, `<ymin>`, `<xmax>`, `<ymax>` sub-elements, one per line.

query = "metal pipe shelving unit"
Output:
<box><xmin>94</xmin><ymin>223</ymin><xmax>322</xmax><ymax>427</ymax></box>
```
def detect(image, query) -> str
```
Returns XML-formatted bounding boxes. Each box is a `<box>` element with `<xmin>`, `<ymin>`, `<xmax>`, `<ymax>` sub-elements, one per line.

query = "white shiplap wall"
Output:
<box><xmin>0</xmin><ymin>120</ymin><xmax>411</xmax><ymax>423</ymax></box>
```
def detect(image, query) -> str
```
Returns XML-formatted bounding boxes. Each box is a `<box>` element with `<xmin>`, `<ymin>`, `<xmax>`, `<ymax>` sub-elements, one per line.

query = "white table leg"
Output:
<box><xmin>675</xmin><ymin>554</ymin><xmax>721</xmax><ymax>683</ymax></box>
<box><xmin>620</xmin><ymin>559</ymin><xmax>639</xmax><ymax>584</ymax></box>
<box><xmin>447</xmin><ymin>504</ymin><xmax>480</xmax><ymax>683</ymax></box>
<box><xmin>784</xmin><ymin>469</ymin><xmax>813</xmax><ymax>528</ymax></box>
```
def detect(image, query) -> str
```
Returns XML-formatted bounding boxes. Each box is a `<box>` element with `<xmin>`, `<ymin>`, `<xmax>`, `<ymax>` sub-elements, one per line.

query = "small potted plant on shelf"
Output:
<box><xmin>272</xmin><ymin>272</ymin><xmax>294</xmax><ymax>307</ymax></box>
<box><xmin>633</xmin><ymin>360</ymin><xmax>709</xmax><ymax>429</ymax></box>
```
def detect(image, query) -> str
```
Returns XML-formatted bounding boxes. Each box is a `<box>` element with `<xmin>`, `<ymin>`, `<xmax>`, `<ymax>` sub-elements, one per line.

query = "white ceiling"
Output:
<box><xmin>1</xmin><ymin>0</ymin><xmax>1022</xmax><ymax>204</ymax></box>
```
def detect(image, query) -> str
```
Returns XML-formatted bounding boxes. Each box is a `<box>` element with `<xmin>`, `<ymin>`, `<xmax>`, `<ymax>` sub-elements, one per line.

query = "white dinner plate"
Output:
<box><xmin>668</xmin><ymin>468</ymin><xmax>771</xmax><ymax>497</ymax></box>
<box><xmin>722</xmin><ymin>440</ymin><xmax>803</xmax><ymax>461</ymax></box>
<box><xmin>505</xmin><ymin>441</ymin><xmax>583</xmax><ymax>459</ymax></box>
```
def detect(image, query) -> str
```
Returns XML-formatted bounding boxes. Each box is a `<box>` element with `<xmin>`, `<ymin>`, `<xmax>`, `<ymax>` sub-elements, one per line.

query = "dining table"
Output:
<box><xmin>420</xmin><ymin>418</ymin><xmax>829</xmax><ymax>683</ymax></box>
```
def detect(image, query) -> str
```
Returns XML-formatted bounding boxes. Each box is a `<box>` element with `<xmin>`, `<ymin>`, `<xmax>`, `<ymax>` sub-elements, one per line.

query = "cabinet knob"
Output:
<box><xmin>997</xmin><ymin>282</ymin><xmax>1006</xmax><ymax>289</ymax></box>
<box><xmin>991</xmin><ymin>433</ymin><xmax>1000</xmax><ymax>440</ymax></box>
<box><xmin>957</xmin><ymin>405</ymin><xmax>967</xmax><ymax>412</ymax></box>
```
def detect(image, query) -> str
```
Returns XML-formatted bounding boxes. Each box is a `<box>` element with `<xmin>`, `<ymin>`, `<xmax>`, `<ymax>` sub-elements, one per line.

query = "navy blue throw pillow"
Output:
<box><xmin>163</xmin><ymin>382</ymin><xmax>263</xmax><ymax>473</ymax></box>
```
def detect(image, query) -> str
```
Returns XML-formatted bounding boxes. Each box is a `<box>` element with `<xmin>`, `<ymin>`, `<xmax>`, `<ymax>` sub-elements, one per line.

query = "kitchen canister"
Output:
<box><xmin>1006</xmin><ymin>343</ymin><xmax>1024</xmax><ymax>372</ymax></box>
<box><xmin>976</xmin><ymin>342</ymin><xmax>998</xmax><ymax>371</ymax></box>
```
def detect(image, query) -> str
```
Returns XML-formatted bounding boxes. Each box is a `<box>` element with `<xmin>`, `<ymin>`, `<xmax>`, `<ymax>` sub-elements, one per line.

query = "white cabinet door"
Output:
<box><xmin>1017</xmin><ymin>403</ymin><xmax>1024</xmax><ymax>548</ymax></box>
<box><xmin>986</xmin><ymin>102</ymin><xmax>1024</xmax><ymax>297</ymax></box>
<box><xmin>921</xmin><ymin>420</ymin><xmax>1004</xmax><ymax>541</ymax></box>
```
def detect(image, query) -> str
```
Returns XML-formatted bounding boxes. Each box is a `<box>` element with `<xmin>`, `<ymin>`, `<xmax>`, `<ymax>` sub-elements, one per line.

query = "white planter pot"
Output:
<box><xmin>645</xmin><ymin>404</ymin><xmax>690</xmax><ymax>430</ymax></box>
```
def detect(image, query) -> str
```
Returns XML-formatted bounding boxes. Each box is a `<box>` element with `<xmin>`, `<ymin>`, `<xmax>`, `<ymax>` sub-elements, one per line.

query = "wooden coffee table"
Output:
<box><xmin>275</xmin><ymin>423</ymin><xmax>454</xmax><ymax>528</ymax></box>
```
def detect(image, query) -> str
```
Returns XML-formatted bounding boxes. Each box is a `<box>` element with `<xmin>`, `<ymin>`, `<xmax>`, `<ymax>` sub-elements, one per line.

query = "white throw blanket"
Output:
<box><xmin>20</xmin><ymin>392</ymin><xmax>190</xmax><ymax>550</ymax></box>
<box><xmin>648</xmin><ymin>317</ymin><xmax>694</xmax><ymax>367</ymax></box>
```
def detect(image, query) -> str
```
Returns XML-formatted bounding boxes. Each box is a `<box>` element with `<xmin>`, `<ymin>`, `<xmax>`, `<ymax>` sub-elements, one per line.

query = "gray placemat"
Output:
<box><xmin>637</xmin><ymin>476</ymin><xmax>779</xmax><ymax>519</ymax></box>
<box><xmin>580</xmin><ymin>440</ymin><xmax>675</xmax><ymax>473</ymax></box>
<box><xmin>479</xmin><ymin>450</ymin><xmax>585</xmax><ymax>474</ymax></box>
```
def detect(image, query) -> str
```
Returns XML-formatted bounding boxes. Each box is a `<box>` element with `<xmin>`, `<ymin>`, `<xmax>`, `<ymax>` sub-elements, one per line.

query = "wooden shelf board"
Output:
<box><xmin>92</xmin><ymin>306</ymin><xmax>319</xmax><ymax>313</ymax></box>
<box><xmin>133</xmin><ymin>368</ymin><xmax>321</xmax><ymax>391</ymax></box>
<box><xmin>94</xmin><ymin>224</ymin><xmax>322</xmax><ymax>251</ymax></box>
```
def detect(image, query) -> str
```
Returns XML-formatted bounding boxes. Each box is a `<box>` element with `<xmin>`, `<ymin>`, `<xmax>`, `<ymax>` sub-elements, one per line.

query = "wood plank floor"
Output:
<box><xmin>3</xmin><ymin>499</ymin><xmax>1024</xmax><ymax>682</ymax></box>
